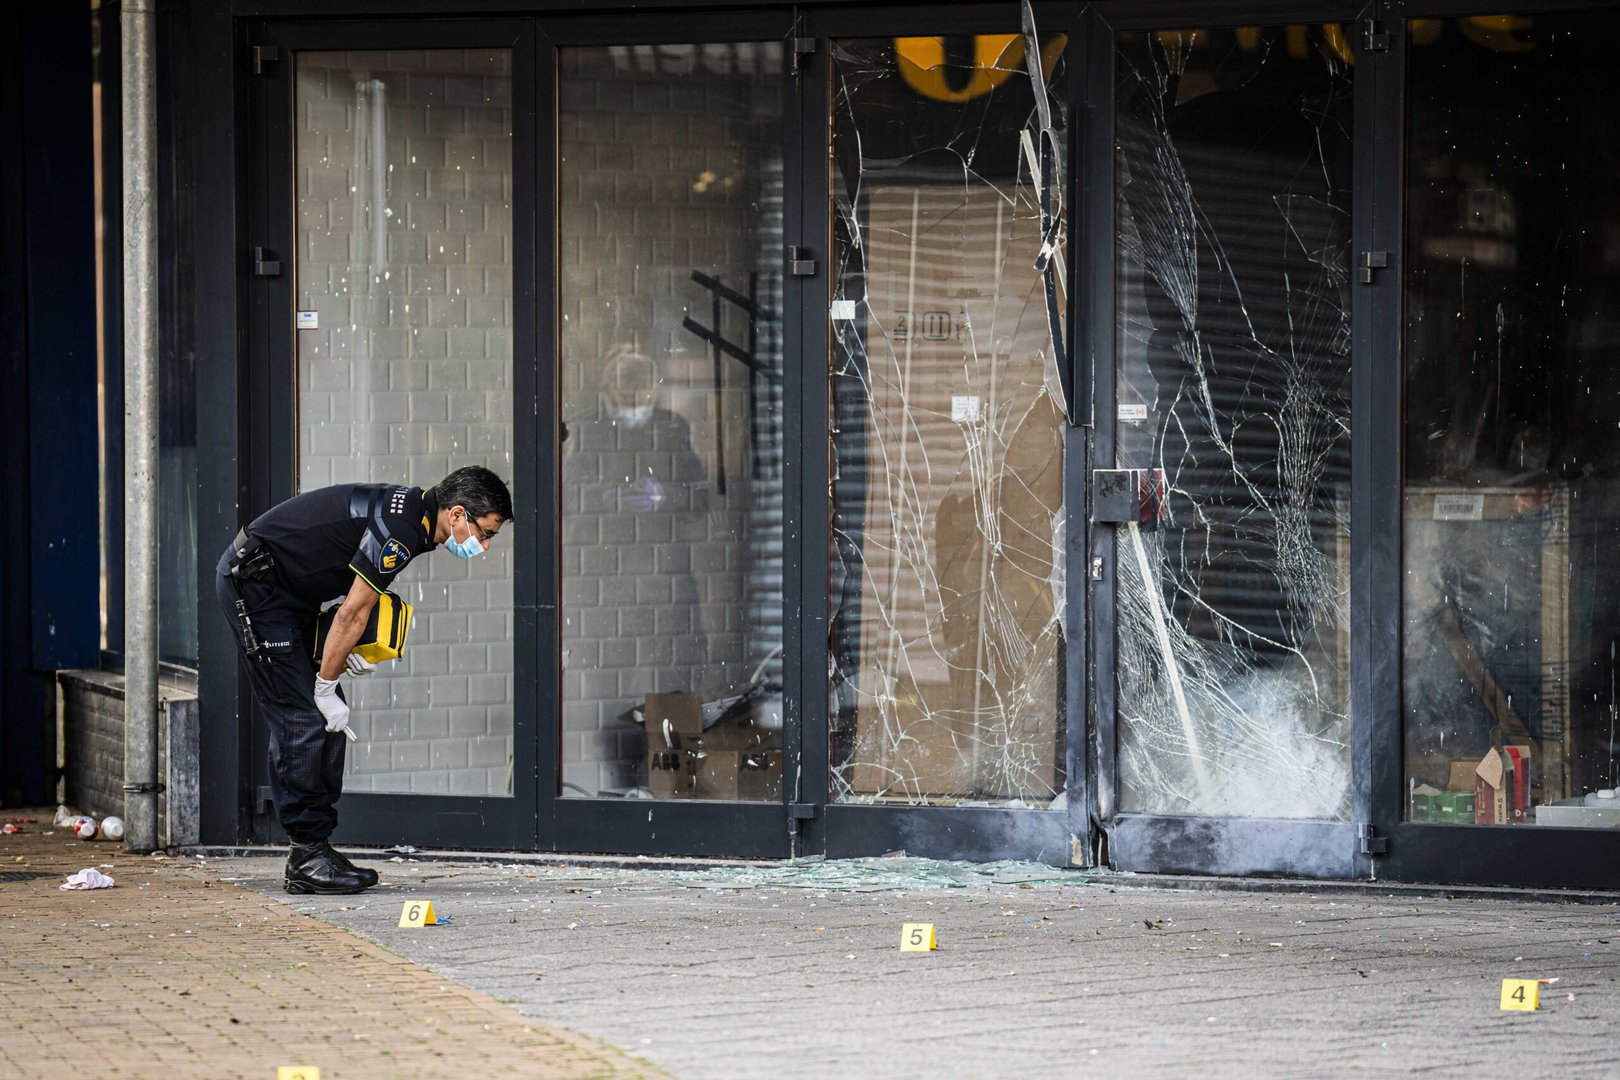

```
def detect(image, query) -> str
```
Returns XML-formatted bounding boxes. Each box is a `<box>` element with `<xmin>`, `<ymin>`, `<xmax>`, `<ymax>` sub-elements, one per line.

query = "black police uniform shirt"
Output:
<box><xmin>245</xmin><ymin>483</ymin><xmax>440</xmax><ymax>608</ymax></box>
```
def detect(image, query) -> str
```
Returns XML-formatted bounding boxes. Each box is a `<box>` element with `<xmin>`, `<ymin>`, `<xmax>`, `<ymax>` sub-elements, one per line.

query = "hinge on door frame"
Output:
<box><xmin>1358</xmin><ymin>823</ymin><xmax>1388</xmax><ymax>855</ymax></box>
<box><xmin>789</xmin><ymin>37</ymin><xmax>816</xmax><ymax>76</ymax></box>
<box><xmin>1359</xmin><ymin>19</ymin><xmax>1390</xmax><ymax>53</ymax></box>
<box><xmin>788</xmin><ymin>245</ymin><xmax>817</xmax><ymax>276</ymax></box>
<box><xmin>789</xmin><ymin>803</ymin><xmax>818</xmax><ymax>821</ymax></box>
<box><xmin>252</xmin><ymin>45</ymin><xmax>282</xmax><ymax>75</ymax></box>
<box><xmin>253</xmin><ymin>245</ymin><xmax>282</xmax><ymax>277</ymax></box>
<box><xmin>1358</xmin><ymin>250</ymin><xmax>1389</xmax><ymax>284</ymax></box>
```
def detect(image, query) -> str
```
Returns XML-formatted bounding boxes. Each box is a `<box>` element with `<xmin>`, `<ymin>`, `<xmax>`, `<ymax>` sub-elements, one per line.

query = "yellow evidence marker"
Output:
<box><xmin>277</xmin><ymin>1068</ymin><xmax>320</xmax><ymax>1080</ymax></box>
<box><xmin>900</xmin><ymin>922</ymin><xmax>937</xmax><ymax>952</ymax></box>
<box><xmin>1500</xmin><ymin>978</ymin><xmax>1542</xmax><ymax>1011</ymax></box>
<box><xmin>399</xmin><ymin>900</ymin><xmax>438</xmax><ymax>927</ymax></box>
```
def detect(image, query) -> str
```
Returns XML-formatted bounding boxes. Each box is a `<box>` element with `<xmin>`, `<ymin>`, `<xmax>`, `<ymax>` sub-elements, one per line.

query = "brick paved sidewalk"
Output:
<box><xmin>0</xmin><ymin>813</ymin><xmax>660</xmax><ymax>1080</ymax></box>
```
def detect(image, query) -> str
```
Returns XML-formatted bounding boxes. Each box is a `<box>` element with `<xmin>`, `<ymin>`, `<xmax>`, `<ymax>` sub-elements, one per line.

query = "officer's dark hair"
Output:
<box><xmin>434</xmin><ymin>466</ymin><xmax>513</xmax><ymax>523</ymax></box>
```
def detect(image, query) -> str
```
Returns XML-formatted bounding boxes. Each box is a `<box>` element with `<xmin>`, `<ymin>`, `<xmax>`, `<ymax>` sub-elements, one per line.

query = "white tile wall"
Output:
<box><xmin>295</xmin><ymin>49</ymin><xmax>515</xmax><ymax>797</ymax></box>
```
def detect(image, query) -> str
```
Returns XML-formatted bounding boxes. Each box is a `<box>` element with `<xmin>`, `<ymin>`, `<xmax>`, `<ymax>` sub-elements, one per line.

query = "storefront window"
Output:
<box><xmin>827</xmin><ymin>33</ymin><xmax>1069</xmax><ymax>807</ymax></box>
<box><xmin>1404</xmin><ymin>13</ymin><xmax>1620</xmax><ymax>828</ymax></box>
<box><xmin>558</xmin><ymin>43</ymin><xmax>786</xmax><ymax>801</ymax></box>
<box><xmin>1113</xmin><ymin>26</ymin><xmax>1355</xmax><ymax>819</ymax></box>
<box><xmin>293</xmin><ymin>49</ymin><xmax>515</xmax><ymax>797</ymax></box>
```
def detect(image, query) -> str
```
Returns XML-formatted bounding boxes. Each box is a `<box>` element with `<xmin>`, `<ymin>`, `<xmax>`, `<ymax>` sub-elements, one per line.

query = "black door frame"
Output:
<box><xmin>243</xmin><ymin>16</ymin><xmax>542</xmax><ymax>850</ymax></box>
<box><xmin>1086</xmin><ymin>1</ymin><xmax>1369</xmax><ymax>878</ymax></box>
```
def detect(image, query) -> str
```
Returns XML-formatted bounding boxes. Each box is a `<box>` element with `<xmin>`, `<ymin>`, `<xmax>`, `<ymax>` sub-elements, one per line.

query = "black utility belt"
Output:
<box><xmin>227</xmin><ymin>528</ymin><xmax>277</xmax><ymax>582</ymax></box>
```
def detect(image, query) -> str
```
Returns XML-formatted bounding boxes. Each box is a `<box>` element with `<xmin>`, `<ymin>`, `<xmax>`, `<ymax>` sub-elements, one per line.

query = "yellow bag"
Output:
<box><xmin>312</xmin><ymin>591</ymin><xmax>413</xmax><ymax>664</ymax></box>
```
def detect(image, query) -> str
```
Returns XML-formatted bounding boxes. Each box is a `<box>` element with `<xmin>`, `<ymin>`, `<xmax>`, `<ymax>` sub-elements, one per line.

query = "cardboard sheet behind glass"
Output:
<box><xmin>828</xmin><ymin>35</ymin><xmax>1069</xmax><ymax>807</ymax></box>
<box><xmin>293</xmin><ymin>50</ymin><xmax>516</xmax><ymax>797</ymax></box>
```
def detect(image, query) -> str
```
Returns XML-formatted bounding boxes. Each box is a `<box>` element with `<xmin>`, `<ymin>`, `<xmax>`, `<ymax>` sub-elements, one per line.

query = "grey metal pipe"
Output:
<box><xmin>121</xmin><ymin>0</ymin><xmax>160</xmax><ymax>854</ymax></box>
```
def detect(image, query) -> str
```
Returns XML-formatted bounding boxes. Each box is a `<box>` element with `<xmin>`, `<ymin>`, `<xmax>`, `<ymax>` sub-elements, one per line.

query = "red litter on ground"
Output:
<box><xmin>1</xmin><ymin>824</ymin><xmax>20</xmax><ymax>834</ymax></box>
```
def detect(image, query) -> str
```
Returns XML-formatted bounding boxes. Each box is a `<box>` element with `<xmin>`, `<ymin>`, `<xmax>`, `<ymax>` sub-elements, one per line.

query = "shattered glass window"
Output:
<box><xmin>558</xmin><ymin>44</ymin><xmax>786</xmax><ymax>801</ymax></box>
<box><xmin>1113</xmin><ymin>28</ymin><xmax>1354</xmax><ymax>819</ymax></box>
<box><xmin>828</xmin><ymin>31</ymin><xmax>1069</xmax><ymax>807</ymax></box>
<box><xmin>294</xmin><ymin>50</ymin><xmax>515</xmax><ymax>797</ymax></box>
<box><xmin>1404</xmin><ymin>14</ymin><xmax>1620</xmax><ymax>828</ymax></box>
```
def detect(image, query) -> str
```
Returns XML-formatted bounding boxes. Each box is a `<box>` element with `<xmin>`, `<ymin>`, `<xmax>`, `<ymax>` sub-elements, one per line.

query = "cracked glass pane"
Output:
<box><xmin>828</xmin><ymin>31</ymin><xmax>1069</xmax><ymax>808</ymax></box>
<box><xmin>1404</xmin><ymin>14</ymin><xmax>1620</xmax><ymax>827</ymax></box>
<box><xmin>559</xmin><ymin>44</ymin><xmax>786</xmax><ymax>801</ymax></box>
<box><xmin>1113</xmin><ymin>27</ymin><xmax>1354</xmax><ymax>819</ymax></box>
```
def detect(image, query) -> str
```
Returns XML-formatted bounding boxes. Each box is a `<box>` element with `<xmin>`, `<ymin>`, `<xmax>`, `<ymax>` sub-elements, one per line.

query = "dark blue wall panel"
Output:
<box><xmin>23</xmin><ymin>3</ymin><xmax>100</xmax><ymax>674</ymax></box>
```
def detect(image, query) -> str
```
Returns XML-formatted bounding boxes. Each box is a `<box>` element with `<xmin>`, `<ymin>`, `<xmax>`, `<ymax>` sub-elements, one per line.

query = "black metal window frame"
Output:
<box><xmin>184</xmin><ymin>0</ymin><xmax>1620</xmax><ymax>886</ymax></box>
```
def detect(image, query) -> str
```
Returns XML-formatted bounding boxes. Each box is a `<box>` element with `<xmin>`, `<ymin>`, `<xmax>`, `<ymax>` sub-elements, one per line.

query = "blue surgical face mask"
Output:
<box><xmin>448</xmin><ymin>510</ymin><xmax>486</xmax><ymax>559</ymax></box>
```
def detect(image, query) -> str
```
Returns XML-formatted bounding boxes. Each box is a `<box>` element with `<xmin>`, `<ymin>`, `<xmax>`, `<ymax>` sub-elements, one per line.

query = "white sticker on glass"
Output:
<box><xmin>1118</xmin><ymin>403</ymin><xmax>1148</xmax><ymax>422</ymax></box>
<box><xmin>830</xmin><ymin>299</ymin><xmax>858</xmax><ymax>321</ymax></box>
<box><xmin>296</xmin><ymin>311</ymin><xmax>319</xmax><ymax>330</ymax></box>
<box><xmin>951</xmin><ymin>395</ymin><xmax>982</xmax><ymax>423</ymax></box>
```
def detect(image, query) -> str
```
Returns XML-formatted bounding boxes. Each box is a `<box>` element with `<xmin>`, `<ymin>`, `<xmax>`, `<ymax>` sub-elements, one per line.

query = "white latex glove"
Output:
<box><xmin>345</xmin><ymin>653</ymin><xmax>376</xmax><ymax>678</ymax></box>
<box><xmin>313</xmin><ymin>676</ymin><xmax>358</xmax><ymax>741</ymax></box>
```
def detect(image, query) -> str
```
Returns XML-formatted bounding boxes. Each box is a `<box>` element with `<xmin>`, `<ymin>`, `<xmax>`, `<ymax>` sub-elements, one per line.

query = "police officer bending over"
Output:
<box><xmin>216</xmin><ymin>466</ymin><xmax>512</xmax><ymax>894</ymax></box>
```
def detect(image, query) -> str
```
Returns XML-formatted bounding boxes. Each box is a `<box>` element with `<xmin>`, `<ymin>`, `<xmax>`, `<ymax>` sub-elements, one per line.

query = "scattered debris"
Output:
<box><xmin>60</xmin><ymin>868</ymin><xmax>115</xmax><ymax>890</ymax></box>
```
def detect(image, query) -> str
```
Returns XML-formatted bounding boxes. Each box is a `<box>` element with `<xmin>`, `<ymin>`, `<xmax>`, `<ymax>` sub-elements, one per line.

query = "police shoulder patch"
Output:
<box><xmin>380</xmin><ymin>537</ymin><xmax>411</xmax><ymax>572</ymax></box>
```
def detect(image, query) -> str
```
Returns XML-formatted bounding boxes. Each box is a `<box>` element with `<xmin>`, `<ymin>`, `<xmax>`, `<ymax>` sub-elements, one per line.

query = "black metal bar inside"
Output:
<box><xmin>191</xmin><ymin>0</ymin><xmax>251</xmax><ymax>844</ymax></box>
<box><xmin>1351</xmin><ymin>0</ymin><xmax>1404</xmax><ymax>881</ymax></box>
<box><xmin>787</xmin><ymin>5</ymin><xmax>831</xmax><ymax>857</ymax></box>
<box><xmin>510</xmin><ymin>20</ymin><xmax>544</xmax><ymax>852</ymax></box>
<box><xmin>532</xmin><ymin>19</ymin><xmax>561</xmax><ymax>853</ymax></box>
<box><xmin>1081</xmin><ymin>8</ymin><xmax>1119</xmax><ymax>835</ymax></box>
<box><xmin>1060</xmin><ymin>6</ymin><xmax>1095</xmax><ymax>865</ymax></box>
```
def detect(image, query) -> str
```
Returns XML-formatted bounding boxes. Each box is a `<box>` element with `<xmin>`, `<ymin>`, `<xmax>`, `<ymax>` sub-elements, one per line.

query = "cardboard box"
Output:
<box><xmin>692</xmin><ymin>750</ymin><xmax>742</xmax><ymax>799</ymax></box>
<box><xmin>1475</xmin><ymin>748</ymin><xmax>1511</xmax><ymax>825</ymax></box>
<box><xmin>647</xmin><ymin>749</ymin><xmax>692</xmax><ymax>799</ymax></box>
<box><xmin>637</xmin><ymin>692</ymin><xmax>780</xmax><ymax>800</ymax></box>
<box><xmin>1504</xmin><ymin>745</ymin><xmax>1532</xmax><ymax>822</ymax></box>
<box><xmin>1437</xmin><ymin>791</ymin><xmax>1476</xmax><ymax>823</ymax></box>
<box><xmin>642</xmin><ymin>692</ymin><xmax>704</xmax><ymax>749</ymax></box>
<box><xmin>739</xmin><ymin>750</ymin><xmax>783</xmax><ymax>802</ymax></box>
<box><xmin>1411</xmin><ymin>783</ymin><xmax>1441</xmax><ymax>822</ymax></box>
<box><xmin>1446</xmin><ymin>760</ymin><xmax>1478</xmax><ymax>793</ymax></box>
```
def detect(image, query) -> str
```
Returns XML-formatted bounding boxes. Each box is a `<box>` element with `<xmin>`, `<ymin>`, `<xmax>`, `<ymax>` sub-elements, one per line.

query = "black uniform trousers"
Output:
<box><xmin>214</xmin><ymin>559</ymin><xmax>348</xmax><ymax>844</ymax></box>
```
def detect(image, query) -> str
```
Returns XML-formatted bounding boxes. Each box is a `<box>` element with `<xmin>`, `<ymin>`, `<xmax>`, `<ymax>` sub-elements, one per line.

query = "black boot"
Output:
<box><xmin>285</xmin><ymin>840</ymin><xmax>371</xmax><ymax>895</ymax></box>
<box><xmin>323</xmin><ymin>844</ymin><xmax>380</xmax><ymax>888</ymax></box>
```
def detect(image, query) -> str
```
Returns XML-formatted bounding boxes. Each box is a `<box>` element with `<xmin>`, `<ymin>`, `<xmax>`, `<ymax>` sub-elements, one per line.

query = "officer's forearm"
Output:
<box><xmin>318</xmin><ymin>609</ymin><xmax>370</xmax><ymax>681</ymax></box>
<box><xmin>318</xmin><ymin>578</ymin><xmax>381</xmax><ymax>681</ymax></box>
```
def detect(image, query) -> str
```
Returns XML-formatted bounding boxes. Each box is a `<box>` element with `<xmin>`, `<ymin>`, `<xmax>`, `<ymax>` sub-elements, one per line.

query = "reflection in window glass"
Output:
<box><xmin>294</xmin><ymin>50</ymin><xmax>515</xmax><ymax>797</ymax></box>
<box><xmin>829</xmin><ymin>33</ymin><xmax>1069</xmax><ymax>807</ymax></box>
<box><xmin>559</xmin><ymin>44</ymin><xmax>785</xmax><ymax>801</ymax></box>
<box><xmin>1113</xmin><ymin>27</ymin><xmax>1354</xmax><ymax>819</ymax></box>
<box><xmin>1405</xmin><ymin>14</ymin><xmax>1620</xmax><ymax>828</ymax></box>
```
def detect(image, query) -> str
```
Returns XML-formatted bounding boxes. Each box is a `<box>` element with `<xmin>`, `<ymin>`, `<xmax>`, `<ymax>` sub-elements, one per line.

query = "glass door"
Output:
<box><xmin>545</xmin><ymin>16</ymin><xmax>795</xmax><ymax>857</ymax></box>
<box><xmin>1098</xmin><ymin>18</ymin><xmax>1360</xmax><ymax>875</ymax></box>
<box><xmin>812</xmin><ymin>16</ymin><xmax>1077</xmax><ymax>863</ymax></box>
<box><xmin>248</xmin><ymin>20</ymin><xmax>539</xmax><ymax>849</ymax></box>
